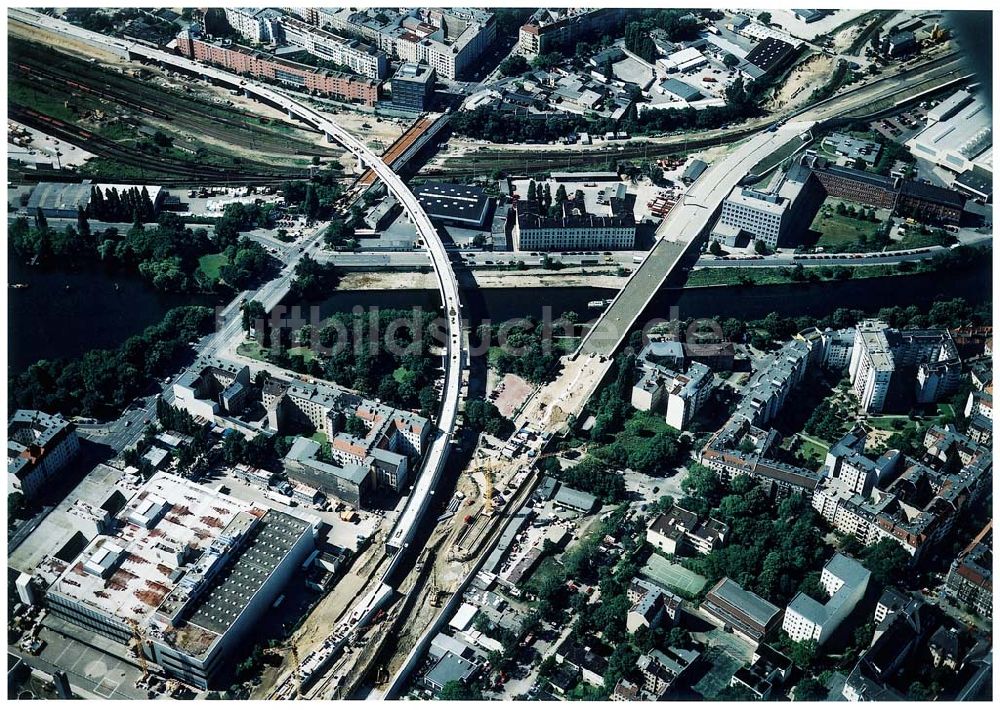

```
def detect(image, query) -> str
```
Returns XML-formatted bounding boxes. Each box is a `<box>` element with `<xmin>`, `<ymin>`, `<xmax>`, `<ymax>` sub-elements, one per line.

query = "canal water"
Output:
<box><xmin>8</xmin><ymin>260</ymin><xmax>990</xmax><ymax>376</ymax></box>
<box><xmin>7</xmin><ymin>259</ymin><xmax>219</xmax><ymax>375</ymax></box>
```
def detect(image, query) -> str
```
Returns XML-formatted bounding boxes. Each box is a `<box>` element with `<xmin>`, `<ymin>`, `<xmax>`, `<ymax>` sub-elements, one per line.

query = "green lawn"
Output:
<box><xmin>810</xmin><ymin>204</ymin><xmax>879</xmax><ymax>251</ymax></box>
<box><xmin>797</xmin><ymin>436</ymin><xmax>829</xmax><ymax>467</ymax></box>
<box><xmin>310</xmin><ymin>431</ymin><xmax>328</xmax><ymax>444</ymax></box>
<box><xmin>197</xmin><ymin>252</ymin><xmax>229</xmax><ymax>281</ymax></box>
<box><xmin>287</xmin><ymin>346</ymin><xmax>316</xmax><ymax>363</ymax></box>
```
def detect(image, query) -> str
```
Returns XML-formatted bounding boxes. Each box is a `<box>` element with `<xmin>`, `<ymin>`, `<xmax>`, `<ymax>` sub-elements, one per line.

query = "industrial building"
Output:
<box><xmin>391</xmin><ymin>62</ymin><xmax>436</xmax><ymax>112</ymax></box>
<box><xmin>31</xmin><ymin>472</ymin><xmax>318</xmax><ymax>689</ymax></box>
<box><xmin>782</xmin><ymin>553</ymin><xmax>871</xmax><ymax>645</ymax></box>
<box><xmin>8</xmin><ymin>410</ymin><xmax>80</xmax><ymax>501</ymax></box>
<box><xmin>25</xmin><ymin>182</ymin><xmax>165</xmax><ymax>220</ymax></box>
<box><xmin>416</xmin><ymin>182</ymin><xmax>492</xmax><ymax>228</ymax></box>
<box><xmin>907</xmin><ymin>89</ymin><xmax>992</xmax><ymax>177</ymax></box>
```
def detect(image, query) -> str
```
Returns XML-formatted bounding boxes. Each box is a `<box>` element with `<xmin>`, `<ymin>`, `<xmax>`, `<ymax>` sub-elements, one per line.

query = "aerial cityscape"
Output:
<box><xmin>5</xmin><ymin>4</ymin><xmax>994</xmax><ymax>703</ymax></box>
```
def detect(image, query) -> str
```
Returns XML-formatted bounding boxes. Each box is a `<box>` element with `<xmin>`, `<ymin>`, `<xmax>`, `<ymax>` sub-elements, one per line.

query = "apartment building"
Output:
<box><xmin>281</xmin><ymin>16</ymin><xmax>388</xmax><ymax>79</ymax></box>
<box><xmin>782</xmin><ymin>553</ymin><xmax>871</xmax><ymax>645</ymax></box>
<box><xmin>8</xmin><ymin>410</ymin><xmax>81</xmax><ymax>501</ymax></box>
<box><xmin>849</xmin><ymin>321</ymin><xmax>895</xmax><ymax>413</ymax></box>
<box><xmin>944</xmin><ymin>521</ymin><xmax>992</xmax><ymax>619</ymax></box>
<box><xmin>176</xmin><ymin>30</ymin><xmax>380</xmax><ymax>105</ymax></box>
<box><xmin>647</xmin><ymin>506</ymin><xmax>729</xmax><ymax>556</ymax></box>
<box><xmin>518</xmin><ymin>8</ymin><xmax>625</xmax><ymax>57</ymax></box>
<box><xmin>631</xmin><ymin>341</ymin><xmax>714</xmax><ymax>432</ymax></box>
<box><xmin>224</xmin><ymin>7</ymin><xmax>283</xmax><ymax>44</ymax></box>
<box><xmin>849</xmin><ymin>320</ymin><xmax>961</xmax><ymax>413</ymax></box>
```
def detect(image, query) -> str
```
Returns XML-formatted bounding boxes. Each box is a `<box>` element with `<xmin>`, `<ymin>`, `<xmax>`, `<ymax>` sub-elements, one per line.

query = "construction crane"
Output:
<box><xmin>127</xmin><ymin>619</ymin><xmax>151</xmax><ymax>684</ymax></box>
<box><xmin>266</xmin><ymin>642</ymin><xmax>303</xmax><ymax>698</ymax></box>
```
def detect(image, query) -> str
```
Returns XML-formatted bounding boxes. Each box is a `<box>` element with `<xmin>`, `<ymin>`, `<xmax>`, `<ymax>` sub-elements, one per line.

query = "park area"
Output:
<box><xmin>641</xmin><ymin>552</ymin><xmax>707</xmax><ymax>597</ymax></box>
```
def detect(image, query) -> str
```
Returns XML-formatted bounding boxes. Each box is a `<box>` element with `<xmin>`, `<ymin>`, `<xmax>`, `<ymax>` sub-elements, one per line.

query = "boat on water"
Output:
<box><xmin>587</xmin><ymin>298</ymin><xmax>613</xmax><ymax>308</ymax></box>
<box><xmin>9</xmin><ymin>283</ymin><xmax>29</xmax><ymax>289</ymax></box>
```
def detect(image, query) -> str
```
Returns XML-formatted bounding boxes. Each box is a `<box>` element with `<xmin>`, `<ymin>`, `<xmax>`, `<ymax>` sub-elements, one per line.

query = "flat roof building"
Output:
<box><xmin>39</xmin><ymin>473</ymin><xmax>317</xmax><ymax>689</ymax></box>
<box><xmin>782</xmin><ymin>553</ymin><xmax>871</xmax><ymax>645</ymax></box>
<box><xmin>416</xmin><ymin>182</ymin><xmax>491</xmax><ymax>228</ymax></box>
<box><xmin>391</xmin><ymin>62</ymin><xmax>436</xmax><ymax>112</ymax></box>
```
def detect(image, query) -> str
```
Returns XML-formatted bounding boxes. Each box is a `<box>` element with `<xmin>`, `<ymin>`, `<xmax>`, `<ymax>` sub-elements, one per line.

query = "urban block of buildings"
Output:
<box><xmin>172</xmin><ymin>357</ymin><xmax>428</xmax><ymax>509</ymax></box>
<box><xmin>781</xmin><ymin>552</ymin><xmax>871</xmax><ymax>645</ymax></box>
<box><xmin>811</xmin><ymin>424</ymin><xmax>991</xmax><ymax>559</ymax></box>
<box><xmin>8</xmin><ymin>410</ymin><xmax>80</xmax><ymax>500</ymax></box>
<box><xmin>631</xmin><ymin>340</ymin><xmax>714</xmax><ymax>432</ymax></box>
<box><xmin>315</xmin><ymin>7</ymin><xmax>495</xmax><ymax>80</ymax></box>
<box><xmin>848</xmin><ymin>320</ymin><xmax>961</xmax><ymax>413</ymax></box>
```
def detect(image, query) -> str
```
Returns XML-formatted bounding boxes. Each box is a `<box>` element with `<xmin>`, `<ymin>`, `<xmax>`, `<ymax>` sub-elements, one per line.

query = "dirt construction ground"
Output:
<box><xmin>768</xmin><ymin>52</ymin><xmax>836</xmax><ymax>112</ymax></box>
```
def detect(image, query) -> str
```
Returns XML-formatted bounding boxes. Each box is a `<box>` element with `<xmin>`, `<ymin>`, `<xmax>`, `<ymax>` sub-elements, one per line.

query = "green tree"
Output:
<box><xmin>437</xmin><ymin>680</ymin><xmax>483</xmax><ymax>701</ymax></box>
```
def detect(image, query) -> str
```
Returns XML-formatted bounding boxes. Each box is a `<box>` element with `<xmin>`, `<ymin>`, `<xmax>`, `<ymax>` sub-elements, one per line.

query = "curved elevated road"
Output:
<box><xmin>12</xmin><ymin>9</ymin><xmax>465</xmax><ymax>559</ymax></box>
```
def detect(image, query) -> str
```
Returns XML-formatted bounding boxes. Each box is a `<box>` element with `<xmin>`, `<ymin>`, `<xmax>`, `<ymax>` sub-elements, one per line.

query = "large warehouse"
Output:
<box><xmin>907</xmin><ymin>89</ymin><xmax>992</xmax><ymax>176</ymax></box>
<box><xmin>25</xmin><ymin>181</ymin><xmax>166</xmax><ymax>219</ymax></box>
<box><xmin>28</xmin><ymin>472</ymin><xmax>318</xmax><ymax>689</ymax></box>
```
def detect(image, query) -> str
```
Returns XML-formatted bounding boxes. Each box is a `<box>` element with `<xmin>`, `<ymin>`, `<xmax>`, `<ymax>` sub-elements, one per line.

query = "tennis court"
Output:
<box><xmin>641</xmin><ymin>553</ymin><xmax>707</xmax><ymax>596</ymax></box>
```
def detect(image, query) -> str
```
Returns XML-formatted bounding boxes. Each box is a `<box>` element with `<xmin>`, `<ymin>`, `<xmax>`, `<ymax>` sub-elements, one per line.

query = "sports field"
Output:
<box><xmin>641</xmin><ymin>553</ymin><xmax>707</xmax><ymax>596</ymax></box>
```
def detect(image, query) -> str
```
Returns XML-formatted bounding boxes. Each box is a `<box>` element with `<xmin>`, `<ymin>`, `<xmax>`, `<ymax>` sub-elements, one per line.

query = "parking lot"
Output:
<box><xmin>29</xmin><ymin>623</ymin><xmax>149</xmax><ymax>700</ymax></box>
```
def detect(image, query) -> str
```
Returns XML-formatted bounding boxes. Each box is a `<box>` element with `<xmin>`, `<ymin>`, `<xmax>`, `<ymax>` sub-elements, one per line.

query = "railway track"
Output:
<box><xmin>10</xmin><ymin>103</ymin><xmax>308</xmax><ymax>183</ymax></box>
<box><xmin>432</xmin><ymin>50</ymin><xmax>965</xmax><ymax>178</ymax></box>
<box><xmin>10</xmin><ymin>46</ymin><xmax>339</xmax><ymax>159</ymax></box>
